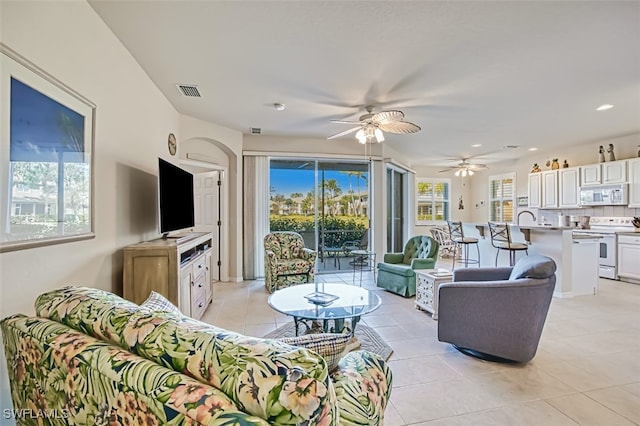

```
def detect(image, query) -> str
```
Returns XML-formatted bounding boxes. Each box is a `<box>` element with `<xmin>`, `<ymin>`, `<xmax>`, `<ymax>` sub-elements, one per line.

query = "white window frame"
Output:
<box><xmin>416</xmin><ymin>177</ymin><xmax>451</xmax><ymax>225</ymax></box>
<box><xmin>489</xmin><ymin>172</ymin><xmax>516</xmax><ymax>222</ymax></box>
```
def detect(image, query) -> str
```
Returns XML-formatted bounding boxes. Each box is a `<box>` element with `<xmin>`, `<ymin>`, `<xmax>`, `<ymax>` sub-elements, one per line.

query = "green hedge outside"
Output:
<box><xmin>270</xmin><ymin>215</ymin><xmax>368</xmax><ymax>247</ymax></box>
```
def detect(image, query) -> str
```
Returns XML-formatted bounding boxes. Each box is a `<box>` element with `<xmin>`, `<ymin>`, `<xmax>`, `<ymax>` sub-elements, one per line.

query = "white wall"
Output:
<box><xmin>179</xmin><ymin>114</ymin><xmax>244</xmax><ymax>281</ymax></box>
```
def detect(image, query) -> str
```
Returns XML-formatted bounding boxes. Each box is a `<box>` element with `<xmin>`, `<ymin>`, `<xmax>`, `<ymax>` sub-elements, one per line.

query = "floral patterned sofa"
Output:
<box><xmin>264</xmin><ymin>231</ymin><xmax>317</xmax><ymax>293</ymax></box>
<box><xmin>1</xmin><ymin>287</ymin><xmax>391</xmax><ymax>425</ymax></box>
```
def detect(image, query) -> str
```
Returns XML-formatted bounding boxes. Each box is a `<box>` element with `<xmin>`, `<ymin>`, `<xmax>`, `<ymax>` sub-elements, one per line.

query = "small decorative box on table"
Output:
<box><xmin>415</xmin><ymin>269</ymin><xmax>453</xmax><ymax>320</ymax></box>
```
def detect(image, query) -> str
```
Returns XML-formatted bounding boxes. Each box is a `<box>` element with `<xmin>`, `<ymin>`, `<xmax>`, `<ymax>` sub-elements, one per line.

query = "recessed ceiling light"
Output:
<box><xmin>471</xmin><ymin>144</ymin><xmax>482</xmax><ymax>148</ymax></box>
<box><xmin>596</xmin><ymin>104</ymin><xmax>614</xmax><ymax>111</ymax></box>
<box><xmin>528</xmin><ymin>147</ymin><xmax>538</xmax><ymax>151</ymax></box>
<box><xmin>273</xmin><ymin>103</ymin><xmax>285</xmax><ymax>111</ymax></box>
<box><xmin>502</xmin><ymin>145</ymin><xmax>519</xmax><ymax>149</ymax></box>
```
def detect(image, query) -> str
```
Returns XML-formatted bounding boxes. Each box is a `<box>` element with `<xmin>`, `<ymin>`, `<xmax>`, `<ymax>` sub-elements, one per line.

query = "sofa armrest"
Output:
<box><xmin>332</xmin><ymin>350</ymin><xmax>392</xmax><ymax>426</ymax></box>
<box><xmin>382</xmin><ymin>253</ymin><xmax>404</xmax><ymax>264</ymax></box>
<box><xmin>411</xmin><ymin>258</ymin><xmax>436</xmax><ymax>270</ymax></box>
<box><xmin>453</xmin><ymin>267</ymin><xmax>512</xmax><ymax>282</ymax></box>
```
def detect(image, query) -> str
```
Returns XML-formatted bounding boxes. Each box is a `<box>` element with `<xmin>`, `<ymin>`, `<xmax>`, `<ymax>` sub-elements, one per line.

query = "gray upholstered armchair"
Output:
<box><xmin>376</xmin><ymin>235</ymin><xmax>439</xmax><ymax>297</ymax></box>
<box><xmin>437</xmin><ymin>255</ymin><xmax>556</xmax><ymax>363</ymax></box>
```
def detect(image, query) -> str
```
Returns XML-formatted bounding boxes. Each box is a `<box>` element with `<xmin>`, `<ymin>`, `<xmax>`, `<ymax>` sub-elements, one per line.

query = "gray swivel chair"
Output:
<box><xmin>437</xmin><ymin>255</ymin><xmax>556</xmax><ymax>363</ymax></box>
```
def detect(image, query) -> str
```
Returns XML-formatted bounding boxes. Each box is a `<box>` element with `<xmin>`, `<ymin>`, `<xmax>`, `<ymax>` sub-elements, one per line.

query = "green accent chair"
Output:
<box><xmin>376</xmin><ymin>235</ymin><xmax>439</xmax><ymax>297</ymax></box>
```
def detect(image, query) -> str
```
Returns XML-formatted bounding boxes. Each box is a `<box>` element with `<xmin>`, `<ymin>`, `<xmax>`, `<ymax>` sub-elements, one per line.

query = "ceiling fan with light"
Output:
<box><xmin>327</xmin><ymin>106</ymin><xmax>421</xmax><ymax>144</ymax></box>
<box><xmin>439</xmin><ymin>158</ymin><xmax>488</xmax><ymax>176</ymax></box>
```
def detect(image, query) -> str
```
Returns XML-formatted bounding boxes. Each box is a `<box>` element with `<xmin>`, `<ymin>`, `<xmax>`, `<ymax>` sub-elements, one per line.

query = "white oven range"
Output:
<box><xmin>572</xmin><ymin>216</ymin><xmax>639</xmax><ymax>280</ymax></box>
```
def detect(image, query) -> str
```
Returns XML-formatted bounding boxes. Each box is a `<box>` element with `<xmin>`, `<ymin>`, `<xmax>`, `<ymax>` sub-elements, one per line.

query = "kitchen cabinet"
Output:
<box><xmin>618</xmin><ymin>234</ymin><xmax>640</xmax><ymax>283</ymax></box>
<box><xmin>581</xmin><ymin>164</ymin><xmax>602</xmax><ymax>186</ymax></box>
<box><xmin>627</xmin><ymin>158</ymin><xmax>640</xmax><ymax>207</ymax></box>
<box><xmin>569</xmin><ymin>235</ymin><xmax>599</xmax><ymax>295</ymax></box>
<box><xmin>602</xmin><ymin>160</ymin><xmax>627</xmax><ymax>184</ymax></box>
<box><xmin>528</xmin><ymin>173</ymin><xmax>542</xmax><ymax>208</ymax></box>
<box><xmin>541</xmin><ymin>170</ymin><xmax>558</xmax><ymax>208</ymax></box>
<box><xmin>558</xmin><ymin>167</ymin><xmax>580</xmax><ymax>208</ymax></box>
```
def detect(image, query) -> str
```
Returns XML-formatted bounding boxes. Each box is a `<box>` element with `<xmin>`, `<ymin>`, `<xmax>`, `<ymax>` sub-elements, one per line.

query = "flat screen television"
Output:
<box><xmin>158</xmin><ymin>158</ymin><xmax>195</xmax><ymax>236</ymax></box>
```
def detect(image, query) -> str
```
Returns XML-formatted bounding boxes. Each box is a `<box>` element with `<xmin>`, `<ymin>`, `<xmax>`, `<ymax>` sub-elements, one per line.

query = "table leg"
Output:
<box><xmin>333</xmin><ymin>318</ymin><xmax>345</xmax><ymax>333</ymax></box>
<box><xmin>294</xmin><ymin>317</ymin><xmax>301</xmax><ymax>336</ymax></box>
<box><xmin>350</xmin><ymin>316</ymin><xmax>361</xmax><ymax>336</ymax></box>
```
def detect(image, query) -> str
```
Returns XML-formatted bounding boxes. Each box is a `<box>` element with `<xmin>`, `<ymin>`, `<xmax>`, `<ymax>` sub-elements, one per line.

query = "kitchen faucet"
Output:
<box><xmin>517</xmin><ymin>210</ymin><xmax>536</xmax><ymax>225</ymax></box>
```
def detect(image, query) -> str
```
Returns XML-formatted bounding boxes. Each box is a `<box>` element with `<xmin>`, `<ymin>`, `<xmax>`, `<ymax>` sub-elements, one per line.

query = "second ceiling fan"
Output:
<box><xmin>327</xmin><ymin>106</ymin><xmax>421</xmax><ymax>144</ymax></box>
<box><xmin>439</xmin><ymin>158</ymin><xmax>488</xmax><ymax>176</ymax></box>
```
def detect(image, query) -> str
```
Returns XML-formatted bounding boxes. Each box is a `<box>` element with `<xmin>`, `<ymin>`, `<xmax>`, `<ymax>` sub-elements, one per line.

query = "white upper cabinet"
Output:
<box><xmin>628</xmin><ymin>158</ymin><xmax>640</xmax><ymax>207</ymax></box>
<box><xmin>541</xmin><ymin>170</ymin><xmax>558</xmax><ymax>209</ymax></box>
<box><xmin>558</xmin><ymin>167</ymin><xmax>581</xmax><ymax>208</ymax></box>
<box><xmin>581</xmin><ymin>164</ymin><xmax>602</xmax><ymax>186</ymax></box>
<box><xmin>528</xmin><ymin>173</ymin><xmax>542</xmax><ymax>208</ymax></box>
<box><xmin>602</xmin><ymin>160</ymin><xmax>628</xmax><ymax>184</ymax></box>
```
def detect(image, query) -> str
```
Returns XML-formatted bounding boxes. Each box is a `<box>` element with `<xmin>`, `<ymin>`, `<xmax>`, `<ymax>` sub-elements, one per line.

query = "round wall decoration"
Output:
<box><xmin>168</xmin><ymin>133</ymin><xmax>177</xmax><ymax>155</ymax></box>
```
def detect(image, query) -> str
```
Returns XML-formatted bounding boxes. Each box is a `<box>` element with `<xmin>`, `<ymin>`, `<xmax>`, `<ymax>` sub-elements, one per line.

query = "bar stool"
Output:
<box><xmin>488</xmin><ymin>222</ymin><xmax>529</xmax><ymax>266</ymax></box>
<box><xmin>447</xmin><ymin>221</ymin><xmax>480</xmax><ymax>268</ymax></box>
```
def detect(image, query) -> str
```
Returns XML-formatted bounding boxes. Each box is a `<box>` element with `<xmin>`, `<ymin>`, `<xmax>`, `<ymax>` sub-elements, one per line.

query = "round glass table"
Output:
<box><xmin>268</xmin><ymin>283</ymin><xmax>382</xmax><ymax>336</ymax></box>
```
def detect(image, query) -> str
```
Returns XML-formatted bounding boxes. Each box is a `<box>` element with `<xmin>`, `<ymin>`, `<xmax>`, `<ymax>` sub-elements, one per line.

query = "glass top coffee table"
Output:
<box><xmin>268</xmin><ymin>283</ymin><xmax>381</xmax><ymax>336</ymax></box>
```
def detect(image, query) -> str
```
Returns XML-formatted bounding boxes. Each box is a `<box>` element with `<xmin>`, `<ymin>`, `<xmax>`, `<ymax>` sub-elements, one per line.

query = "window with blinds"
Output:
<box><xmin>489</xmin><ymin>173</ymin><xmax>515</xmax><ymax>222</ymax></box>
<box><xmin>416</xmin><ymin>178</ymin><xmax>451</xmax><ymax>223</ymax></box>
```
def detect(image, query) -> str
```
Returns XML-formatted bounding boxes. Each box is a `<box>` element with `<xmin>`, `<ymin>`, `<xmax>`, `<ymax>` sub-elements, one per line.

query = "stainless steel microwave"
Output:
<box><xmin>580</xmin><ymin>184</ymin><xmax>628</xmax><ymax>206</ymax></box>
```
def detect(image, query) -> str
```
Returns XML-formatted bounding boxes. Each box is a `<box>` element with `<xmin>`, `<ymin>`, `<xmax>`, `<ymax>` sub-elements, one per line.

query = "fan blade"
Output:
<box><xmin>372</xmin><ymin>110</ymin><xmax>405</xmax><ymax>125</ymax></box>
<box><xmin>327</xmin><ymin>126</ymin><xmax>362</xmax><ymax>140</ymax></box>
<box><xmin>330</xmin><ymin>120</ymin><xmax>363</xmax><ymax>124</ymax></box>
<box><xmin>466</xmin><ymin>164</ymin><xmax>488</xmax><ymax>170</ymax></box>
<box><xmin>438</xmin><ymin>168</ymin><xmax>456</xmax><ymax>173</ymax></box>
<box><xmin>379</xmin><ymin>121</ymin><xmax>421</xmax><ymax>134</ymax></box>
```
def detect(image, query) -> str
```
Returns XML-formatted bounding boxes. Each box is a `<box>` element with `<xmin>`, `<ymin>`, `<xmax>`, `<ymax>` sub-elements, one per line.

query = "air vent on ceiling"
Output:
<box><xmin>250</xmin><ymin>127</ymin><xmax>262</xmax><ymax>135</ymax></box>
<box><xmin>176</xmin><ymin>84</ymin><xmax>201</xmax><ymax>97</ymax></box>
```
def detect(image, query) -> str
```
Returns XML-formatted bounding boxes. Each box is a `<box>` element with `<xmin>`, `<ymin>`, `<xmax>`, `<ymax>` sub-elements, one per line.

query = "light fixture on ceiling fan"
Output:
<box><xmin>355</xmin><ymin>124</ymin><xmax>385</xmax><ymax>144</ymax></box>
<box><xmin>455</xmin><ymin>167</ymin><xmax>474</xmax><ymax>177</ymax></box>
<box><xmin>328</xmin><ymin>106</ymin><xmax>420</xmax><ymax>143</ymax></box>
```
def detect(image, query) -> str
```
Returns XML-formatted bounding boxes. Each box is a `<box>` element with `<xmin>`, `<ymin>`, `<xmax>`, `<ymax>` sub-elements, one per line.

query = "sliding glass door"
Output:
<box><xmin>387</xmin><ymin>167</ymin><xmax>404</xmax><ymax>252</ymax></box>
<box><xmin>269</xmin><ymin>159</ymin><xmax>369</xmax><ymax>273</ymax></box>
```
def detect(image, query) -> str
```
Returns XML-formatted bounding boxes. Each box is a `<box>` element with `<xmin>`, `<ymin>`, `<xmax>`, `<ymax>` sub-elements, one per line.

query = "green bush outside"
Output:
<box><xmin>269</xmin><ymin>215</ymin><xmax>368</xmax><ymax>247</ymax></box>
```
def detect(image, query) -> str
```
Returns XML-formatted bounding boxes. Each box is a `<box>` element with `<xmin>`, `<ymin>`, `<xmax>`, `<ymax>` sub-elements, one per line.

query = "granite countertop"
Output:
<box><xmin>470</xmin><ymin>223</ymin><xmax>578</xmax><ymax>231</ymax></box>
<box><xmin>516</xmin><ymin>224</ymin><xmax>580</xmax><ymax>230</ymax></box>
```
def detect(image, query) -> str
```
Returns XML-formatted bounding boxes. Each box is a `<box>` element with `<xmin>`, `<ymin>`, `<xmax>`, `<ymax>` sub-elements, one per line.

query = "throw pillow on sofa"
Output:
<box><xmin>277</xmin><ymin>333</ymin><xmax>352</xmax><ymax>372</ymax></box>
<box><xmin>141</xmin><ymin>291</ymin><xmax>182</xmax><ymax>315</ymax></box>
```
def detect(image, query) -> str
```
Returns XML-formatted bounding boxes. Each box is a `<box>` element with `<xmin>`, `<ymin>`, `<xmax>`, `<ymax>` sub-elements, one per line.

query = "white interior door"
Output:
<box><xmin>194</xmin><ymin>171</ymin><xmax>220</xmax><ymax>281</ymax></box>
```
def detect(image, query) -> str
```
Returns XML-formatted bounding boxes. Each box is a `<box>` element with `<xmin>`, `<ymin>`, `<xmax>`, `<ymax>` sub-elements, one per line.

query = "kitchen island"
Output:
<box><xmin>467</xmin><ymin>223</ymin><xmax>598</xmax><ymax>298</ymax></box>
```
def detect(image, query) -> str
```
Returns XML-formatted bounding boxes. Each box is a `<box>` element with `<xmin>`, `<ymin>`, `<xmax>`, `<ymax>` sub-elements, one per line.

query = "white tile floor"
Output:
<box><xmin>202</xmin><ymin>269</ymin><xmax>640</xmax><ymax>426</ymax></box>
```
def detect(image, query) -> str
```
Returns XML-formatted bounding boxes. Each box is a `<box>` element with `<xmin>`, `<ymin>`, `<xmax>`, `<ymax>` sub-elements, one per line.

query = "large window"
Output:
<box><xmin>489</xmin><ymin>173</ymin><xmax>515</xmax><ymax>222</ymax></box>
<box><xmin>416</xmin><ymin>178</ymin><xmax>450</xmax><ymax>224</ymax></box>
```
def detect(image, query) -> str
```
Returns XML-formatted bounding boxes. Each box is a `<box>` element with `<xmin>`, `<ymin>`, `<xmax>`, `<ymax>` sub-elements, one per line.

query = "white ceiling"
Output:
<box><xmin>89</xmin><ymin>1</ymin><xmax>640</xmax><ymax>167</ymax></box>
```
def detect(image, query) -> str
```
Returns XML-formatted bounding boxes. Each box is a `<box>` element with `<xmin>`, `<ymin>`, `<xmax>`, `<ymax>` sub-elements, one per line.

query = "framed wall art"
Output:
<box><xmin>0</xmin><ymin>44</ymin><xmax>95</xmax><ymax>252</ymax></box>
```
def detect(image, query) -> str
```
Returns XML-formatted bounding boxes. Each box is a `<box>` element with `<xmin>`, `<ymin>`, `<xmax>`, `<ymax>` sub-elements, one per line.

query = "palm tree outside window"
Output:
<box><xmin>416</xmin><ymin>178</ymin><xmax>451</xmax><ymax>223</ymax></box>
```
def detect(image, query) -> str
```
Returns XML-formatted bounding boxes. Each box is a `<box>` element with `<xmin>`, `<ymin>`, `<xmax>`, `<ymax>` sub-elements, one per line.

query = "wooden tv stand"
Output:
<box><xmin>123</xmin><ymin>232</ymin><xmax>213</xmax><ymax>319</ymax></box>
